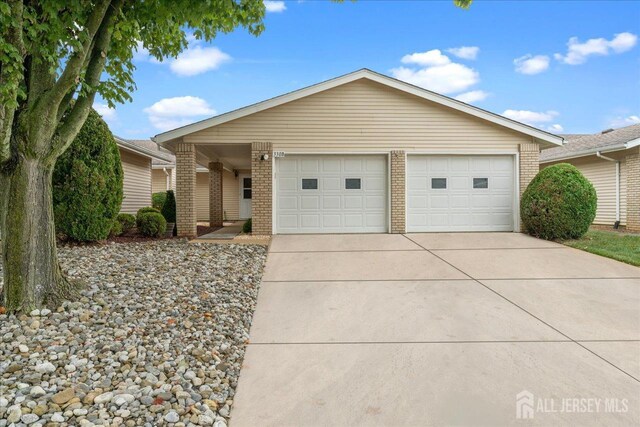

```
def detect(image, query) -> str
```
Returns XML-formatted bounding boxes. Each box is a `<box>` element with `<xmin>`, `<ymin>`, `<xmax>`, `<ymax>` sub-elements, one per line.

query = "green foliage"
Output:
<box><xmin>52</xmin><ymin>110</ymin><xmax>123</xmax><ymax>241</ymax></box>
<box><xmin>521</xmin><ymin>163</ymin><xmax>597</xmax><ymax>240</ymax></box>
<box><xmin>116</xmin><ymin>213</ymin><xmax>136</xmax><ymax>233</ymax></box>
<box><xmin>161</xmin><ymin>190</ymin><xmax>176</xmax><ymax>223</ymax></box>
<box><xmin>138</xmin><ymin>212</ymin><xmax>167</xmax><ymax>237</ymax></box>
<box><xmin>136</xmin><ymin>206</ymin><xmax>160</xmax><ymax>222</ymax></box>
<box><xmin>152</xmin><ymin>192</ymin><xmax>167</xmax><ymax>211</ymax></box>
<box><xmin>110</xmin><ymin>219</ymin><xmax>123</xmax><ymax>237</ymax></box>
<box><xmin>242</xmin><ymin>218</ymin><xmax>252</xmax><ymax>234</ymax></box>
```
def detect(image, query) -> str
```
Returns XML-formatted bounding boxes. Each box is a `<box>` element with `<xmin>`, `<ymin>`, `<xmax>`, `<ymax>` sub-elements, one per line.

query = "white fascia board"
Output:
<box><xmin>154</xmin><ymin>69</ymin><xmax>563</xmax><ymax>147</ymax></box>
<box><xmin>540</xmin><ymin>144</ymin><xmax>628</xmax><ymax>163</ymax></box>
<box><xmin>625</xmin><ymin>137</ymin><xmax>640</xmax><ymax>149</ymax></box>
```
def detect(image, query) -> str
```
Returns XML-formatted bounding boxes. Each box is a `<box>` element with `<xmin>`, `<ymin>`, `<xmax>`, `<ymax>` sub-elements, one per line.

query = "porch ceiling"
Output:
<box><xmin>197</xmin><ymin>144</ymin><xmax>251</xmax><ymax>170</ymax></box>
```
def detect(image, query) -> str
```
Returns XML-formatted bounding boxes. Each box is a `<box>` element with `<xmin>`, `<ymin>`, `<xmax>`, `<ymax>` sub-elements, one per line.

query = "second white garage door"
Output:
<box><xmin>276</xmin><ymin>155</ymin><xmax>387</xmax><ymax>234</ymax></box>
<box><xmin>407</xmin><ymin>155</ymin><xmax>515</xmax><ymax>232</ymax></box>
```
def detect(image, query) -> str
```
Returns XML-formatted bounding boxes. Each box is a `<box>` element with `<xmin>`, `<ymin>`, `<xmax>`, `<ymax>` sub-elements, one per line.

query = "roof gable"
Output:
<box><xmin>154</xmin><ymin>69</ymin><xmax>563</xmax><ymax>147</ymax></box>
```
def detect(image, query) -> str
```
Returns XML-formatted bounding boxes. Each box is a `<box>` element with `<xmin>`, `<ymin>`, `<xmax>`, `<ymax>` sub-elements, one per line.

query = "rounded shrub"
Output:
<box><xmin>152</xmin><ymin>192</ymin><xmax>167</xmax><ymax>211</ymax></box>
<box><xmin>137</xmin><ymin>206</ymin><xmax>160</xmax><ymax>218</ymax></box>
<box><xmin>53</xmin><ymin>109</ymin><xmax>123</xmax><ymax>241</ymax></box>
<box><xmin>110</xmin><ymin>220</ymin><xmax>123</xmax><ymax>237</ymax></box>
<box><xmin>242</xmin><ymin>218</ymin><xmax>252</xmax><ymax>234</ymax></box>
<box><xmin>521</xmin><ymin>163</ymin><xmax>597</xmax><ymax>240</ymax></box>
<box><xmin>116</xmin><ymin>213</ymin><xmax>136</xmax><ymax>233</ymax></box>
<box><xmin>137</xmin><ymin>212</ymin><xmax>167</xmax><ymax>237</ymax></box>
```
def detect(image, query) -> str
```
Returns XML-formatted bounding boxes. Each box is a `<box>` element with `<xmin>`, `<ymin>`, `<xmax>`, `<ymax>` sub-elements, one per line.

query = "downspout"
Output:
<box><xmin>596</xmin><ymin>151</ymin><xmax>620</xmax><ymax>228</ymax></box>
<box><xmin>163</xmin><ymin>168</ymin><xmax>170</xmax><ymax>191</ymax></box>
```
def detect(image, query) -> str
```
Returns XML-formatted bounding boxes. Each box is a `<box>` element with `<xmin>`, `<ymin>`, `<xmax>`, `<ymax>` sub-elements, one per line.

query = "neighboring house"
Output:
<box><xmin>153</xmin><ymin>68</ymin><xmax>563</xmax><ymax>237</ymax></box>
<box><xmin>115</xmin><ymin>137</ymin><xmax>171</xmax><ymax>215</ymax></box>
<box><xmin>540</xmin><ymin>124</ymin><xmax>640</xmax><ymax>232</ymax></box>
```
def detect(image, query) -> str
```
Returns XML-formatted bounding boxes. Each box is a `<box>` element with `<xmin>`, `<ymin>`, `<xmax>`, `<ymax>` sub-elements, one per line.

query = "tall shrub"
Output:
<box><xmin>162</xmin><ymin>190</ymin><xmax>177</xmax><ymax>223</ymax></box>
<box><xmin>521</xmin><ymin>163</ymin><xmax>597</xmax><ymax>240</ymax></box>
<box><xmin>53</xmin><ymin>110</ymin><xmax>123</xmax><ymax>241</ymax></box>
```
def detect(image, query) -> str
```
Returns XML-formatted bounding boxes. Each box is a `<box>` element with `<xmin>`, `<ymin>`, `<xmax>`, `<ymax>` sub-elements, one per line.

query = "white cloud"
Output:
<box><xmin>447</xmin><ymin>46</ymin><xmax>479</xmax><ymax>60</ymax></box>
<box><xmin>391</xmin><ymin>62</ymin><xmax>479</xmax><ymax>94</ymax></box>
<box><xmin>514</xmin><ymin>54</ymin><xmax>550</xmax><ymax>75</ymax></box>
<box><xmin>555</xmin><ymin>32</ymin><xmax>637</xmax><ymax>65</ymax></box>
<box><xmin>144</xmin><ymin>96</ymin><xmax>216</xmax><ymax>131</ymax></box>
<box><xmin>264</xmin><ymin>0</ymin><xmax>286</xmax><ymax>12</ymax></box>
<box><xmin>548</xmin><ymin>124</ymin><xmax>564</xmax><ymax>132</ymax></box>
<box><xmin>502</xmin><ymin>109</ymin><xmax>559</xmax><ymax>125</ymax></box>
<box><xmin>169</xmin><ymin>46</ymin><xmax>231</xmax><ymax>76</ymax></box>
<box><xmin>93</xmin><ymin>102</ymin><xmax>117</xmax><ymax>123</ymax></box>
<box><xmin>455</xmin><ymin>90</ymin><xmax>489</xmax><ymax>104</ymax></box>
<box><xmin>609</xmin><ymin>115</ymin><xmax>640</xmax><ymax>128</ymax></box>
<box><xmin>401</xmin><ymin>49</ymin><xmax>451</xmax><ymax>66</ymax></box>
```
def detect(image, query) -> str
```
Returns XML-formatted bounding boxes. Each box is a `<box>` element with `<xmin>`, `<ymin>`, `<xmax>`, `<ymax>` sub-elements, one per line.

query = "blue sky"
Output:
<box><xmin>97</xmin><ymin>0</ymin><xmax>640</xmax><ymax>140</ymax></box>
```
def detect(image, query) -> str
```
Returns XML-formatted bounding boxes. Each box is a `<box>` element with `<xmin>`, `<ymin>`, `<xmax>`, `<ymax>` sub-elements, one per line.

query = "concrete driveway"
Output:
<box><xmin>231</xmin><ymin>233</ymin><xmax>640</xmax><ymax>426</ymax></box>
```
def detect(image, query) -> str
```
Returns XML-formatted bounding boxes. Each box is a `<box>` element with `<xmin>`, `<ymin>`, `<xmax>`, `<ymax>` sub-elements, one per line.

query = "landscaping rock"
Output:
<box><xmin>0</xmin><ymin>240</ymin><xmax>266</xmax><ymax>425</ymax></box>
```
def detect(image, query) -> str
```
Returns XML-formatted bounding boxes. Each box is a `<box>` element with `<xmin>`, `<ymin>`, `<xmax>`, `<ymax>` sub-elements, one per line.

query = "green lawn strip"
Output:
<box><xmin>562</xmin><ymin>230</ymin><xmax>640</xmax><ymax>267</ymax></box>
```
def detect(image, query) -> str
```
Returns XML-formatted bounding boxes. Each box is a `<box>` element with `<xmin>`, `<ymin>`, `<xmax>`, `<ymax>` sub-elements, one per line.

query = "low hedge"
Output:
<box><xmin>137</xmin><ymin>212</ymin><xmax>167</xmax><ymax>237</ymax></box>
<box><xmin>521</xmin><ymin>163</ymin><xmax>597</xmax><ymax>240</ymax></box>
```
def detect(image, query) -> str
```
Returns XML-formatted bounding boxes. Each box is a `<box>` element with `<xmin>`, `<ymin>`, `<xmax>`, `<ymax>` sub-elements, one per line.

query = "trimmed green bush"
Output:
<box><xmin>161</xmin><ymin>190</ymin><xmax>176</xmax><ymax>223</ymax></box>
<box><xmin>116</xmin><ymin>213</ymin><xmax>136</xmax><ymax>233</ymax></box>
<box><xmin>521</xmin><ymin>163</ymin><xmax>597</xmax><ymax>240</ymax></box>
<box><xmin>152</xmin><ymin>192</ymin><xmax>167</xmax><ymax>211</ymax></box>
<box><xmin>137</xmin><ymin>206</ymin><xmax>160</xmax><ymax>218</ymax></box>
<box><xmin>138</xmin><ymin>212</ymin><xmax>167</xmax><ymax>237</ymax></box>
<box><xmin>110</xmin><ymin>220</ymin><xmax>123</xmax><ymax>237</ymax></box>
<box><xmin>53</xmin><ymin>109</ymin><xmax>123</xmax><ymax>241</ymax></box>
<box><xmin>242</xmin><ymin>218</ymin><xmax>252</xmax><ymax>233</ymax></box>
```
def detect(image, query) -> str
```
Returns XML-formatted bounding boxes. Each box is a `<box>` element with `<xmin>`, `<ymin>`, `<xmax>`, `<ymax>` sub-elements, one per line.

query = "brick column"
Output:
<box><xmin>251</xmin><ymin>142</ymin><xmax>273</xmax><ymax>235</ymax></box>
<box><xmin>390</xmin><ymin>151</ymin><xmax>406</xmax><ymax>234</ymax></box>
<box><xmin>519</xmin><ymin>143</ymin><xmax>540</xmax><ymax>232</ymax></box>
<box><xmin>208</xmin><ymin>162</ymin><xmax>223</xmax><ymax>228</ymax></box>
<box><xmin>626</xmin><ymin>151</ymin><xmax>640</xmax><ymax>232</ymax></box>
<box><xmin>176</xmin><ymin>143</ymin><xmax>197</xmax><ymax>238</ymax></box>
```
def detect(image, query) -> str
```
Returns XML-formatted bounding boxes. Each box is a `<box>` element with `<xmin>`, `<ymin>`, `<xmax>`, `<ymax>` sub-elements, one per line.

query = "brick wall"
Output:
<box><xmin>176</xmin><ymin>143</ymin><xmax>197</xmax><ymax>238</ymax></box>
<box><xmin>626</xmin><ymin>151</ymin><xmax>640</xmax><ymax>232</ymax></box>
<box><xmin>390</xmin><ymin>151</ymin><xmax>406</xmax><ymax>234</ymax></box>
<box><xmin>208</xmin><ymin>162</ymin><xmax>223</xmax><ymax>228</ymax></box>
<box><xmin>251</xmin><ymin>142</ymin><xmax>273</xmax><ymax>235</ymax></box>
<box><xmin>519</xmin><ymin>143</ymin><xmax>540</xmax><ymax>231</ymax></box>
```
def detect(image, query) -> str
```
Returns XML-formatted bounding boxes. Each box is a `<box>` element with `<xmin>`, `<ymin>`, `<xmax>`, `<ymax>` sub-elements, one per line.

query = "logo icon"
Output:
<box><xmin>516</xmin><ymin>390</ymin><xmax>534</xmax><ymax>419</ymax></box>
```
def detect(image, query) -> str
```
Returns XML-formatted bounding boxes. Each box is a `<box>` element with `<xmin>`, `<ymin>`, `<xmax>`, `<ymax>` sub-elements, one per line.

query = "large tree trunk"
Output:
<box><xmin>1</xmin><ymin>154</ymin><xmax>77</xmax><ymax>312</ymax></box>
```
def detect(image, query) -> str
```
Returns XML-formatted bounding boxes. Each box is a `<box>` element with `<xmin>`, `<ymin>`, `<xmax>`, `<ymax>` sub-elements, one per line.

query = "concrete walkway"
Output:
<box><xmin>231</xmin><ymin>233</ymin><xmax>640</xmax><ymax>426</ymax></box>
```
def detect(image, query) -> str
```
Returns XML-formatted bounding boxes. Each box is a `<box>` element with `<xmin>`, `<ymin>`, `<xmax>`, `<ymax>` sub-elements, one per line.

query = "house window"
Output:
<box><xmin>431</xmin><ymin>178</ymin><xmax>447</xmax><ymax>189</ymax></box>
<box><xmin>243</xmin><ymin>177</ymin><xmax>252</xmax><ymax>199</ymax></box>
<box><xmin>345</xmin><ymin>178</ymin><xmax>361</xmax><ymax>189</ymax></box>
<box><xmin>473</xmin><ymin>178</ymin><xmax>489</xmax><ymax>189</ymax></box>
<box><xmin>302</xmin><ymin>178</ymin><xmax>318</xmax><ymax>190</ymax></box>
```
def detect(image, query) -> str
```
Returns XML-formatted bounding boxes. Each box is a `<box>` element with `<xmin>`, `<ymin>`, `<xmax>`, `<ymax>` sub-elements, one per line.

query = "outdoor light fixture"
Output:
<box><xmin>261</xmin><ymin>154</ymin><xmax>270</xmax><ymax>161</ymax></box>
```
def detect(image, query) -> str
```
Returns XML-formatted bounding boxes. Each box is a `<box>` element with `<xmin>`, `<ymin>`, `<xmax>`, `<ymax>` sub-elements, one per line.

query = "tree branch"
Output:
<box><xmin>49</xmin><ymin>0</ymin><xmax>123</xmax><ymax>160</ymax></box>
<box><xmin>0</xmin><ymin>0</ymin><xmax>25</xmax><ymax>165</ymax></box>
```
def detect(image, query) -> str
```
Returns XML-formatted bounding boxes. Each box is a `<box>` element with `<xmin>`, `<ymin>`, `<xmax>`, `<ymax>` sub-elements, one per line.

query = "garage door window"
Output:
<box><xmin>345</xmin><ymin>178</ymin><xmax>361</xmax><ymax>189</ymax></box>
<box><xmin>473</xmin><ymin>178</ymin><xmax>489</xmax><ymax>189</ymax></box>
<box><xmin>431</xmin><ymin>178</ymin><xmax>447</xmax><ymax>189</ymax></box>
<box><xmin>301</xmin><ymin>178</ymin><xmax>318</xmax><ymax>190</ymax></box>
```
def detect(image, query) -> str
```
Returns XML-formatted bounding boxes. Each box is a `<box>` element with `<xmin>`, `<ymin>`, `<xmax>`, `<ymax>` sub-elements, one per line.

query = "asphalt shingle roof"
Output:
<box><xmin>540</xmin><ymin>123</ymin><xmax>640</xmax><ymax>162</ymax></box>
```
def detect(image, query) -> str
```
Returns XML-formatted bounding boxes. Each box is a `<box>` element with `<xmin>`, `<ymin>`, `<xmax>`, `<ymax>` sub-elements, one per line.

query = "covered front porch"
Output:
<box><xmin>174</xmin><ymin>141</ymin><xmax>273</xmax><ymax>238</ymax></box>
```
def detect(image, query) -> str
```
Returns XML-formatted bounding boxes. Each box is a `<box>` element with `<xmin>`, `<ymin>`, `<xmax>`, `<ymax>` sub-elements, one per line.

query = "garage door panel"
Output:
<box><xmin>276</xmin><ymin>155</ymin><xmax>387</xmax><ymax>234</ymax></box>
<box><xmin>407</xmin><ymin>155</ymin><xmax>514</xmax><ymax>232</ymax></box>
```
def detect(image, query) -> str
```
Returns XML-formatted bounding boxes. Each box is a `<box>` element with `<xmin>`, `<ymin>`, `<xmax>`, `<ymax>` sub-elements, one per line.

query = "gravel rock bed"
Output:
<box><xmin>0</xmin><ymin>240</ymin><xmax>268</xmax><ymax>427</ymax></box>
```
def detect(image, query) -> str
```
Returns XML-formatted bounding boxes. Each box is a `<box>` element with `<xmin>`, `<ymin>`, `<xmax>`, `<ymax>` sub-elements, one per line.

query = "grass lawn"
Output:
<box><xmin>563</xmin><ymin>229</ymin><xmax>640</xmax><ymax>267</ymax></box>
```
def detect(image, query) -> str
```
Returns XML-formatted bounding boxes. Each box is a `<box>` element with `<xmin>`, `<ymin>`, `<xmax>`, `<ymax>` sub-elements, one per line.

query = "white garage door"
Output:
<box><xmin>276</xmin><ymin>155</ymin><xmax>387</xmax><ymax>233</ymax></box>
<box><xmin>407</xmin><ymin>155</ymin><xmax>515</xmax><ymax>232</ymax></box>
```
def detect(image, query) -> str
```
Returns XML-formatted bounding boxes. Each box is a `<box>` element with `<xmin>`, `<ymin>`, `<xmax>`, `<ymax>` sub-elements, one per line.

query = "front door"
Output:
<box><xmin>239</xmin><ymin>174</ymin><xmax>252</xmax><ymax>219</ymax></box>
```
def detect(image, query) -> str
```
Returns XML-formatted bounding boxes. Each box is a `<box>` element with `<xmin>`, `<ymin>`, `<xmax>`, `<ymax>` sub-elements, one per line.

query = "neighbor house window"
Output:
<box><xmin>473</xmin><ymin>178</ymin><xmax>489</xmax><ymax>189</ymax></box>
<box><xmin>302</xmin><ymin>178</ymin><xmax>318</xmax><ymax>190</ymax></box>
<box><xmin>431</xmin><ymin>178</ymin><xmax>447</xmax><ymax>189</ymax></box>
<box><xmin>345</xmin><ymin>178</ymin><xmax>361</xmax><ymax>189</ymax></box>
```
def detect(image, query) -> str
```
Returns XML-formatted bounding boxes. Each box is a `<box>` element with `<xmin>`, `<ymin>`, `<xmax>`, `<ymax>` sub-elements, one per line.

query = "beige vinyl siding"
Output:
<box><xmin>184</xmin><ymin>79</ymin><xmax>530</xmax><ymax>152</ymax></box>
<box><xmin>223</xmin><ymin>169</ymin><xmax>240</xmax><ymax>220</ymax></box>
<box><xmin>544</xmin><ymin>156</ymin><xmax>627</xmax><ymax>226</ymax></box>
<box><xmin>120</xmin><ymin>148</ymin><xmax>152</xmax><ymax>214</ymax></box>
<box><xmin>152</xmin><ymin>169</ymin><xmax>169</xmax><ymax>193</ymax></box>
<box><xmin>196</xmin><ymin>171</ymin><xmax>209</xmax><ymax>222</ymax></box>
